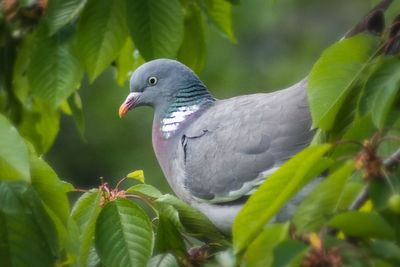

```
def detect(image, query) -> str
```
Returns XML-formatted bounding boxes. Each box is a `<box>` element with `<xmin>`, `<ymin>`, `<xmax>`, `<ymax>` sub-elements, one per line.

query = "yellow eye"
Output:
<box><xmin>148</xmin><ymin>76</ymin><xmax>158</xmax><ymax>86</ymax></box>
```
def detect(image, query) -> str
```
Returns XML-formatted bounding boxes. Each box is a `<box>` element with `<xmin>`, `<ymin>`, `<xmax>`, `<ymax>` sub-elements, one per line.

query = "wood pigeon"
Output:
<box><xmin>119</xmin><ymin>0</ymin><xmax>392</xmax><ymax>234</ymax></box>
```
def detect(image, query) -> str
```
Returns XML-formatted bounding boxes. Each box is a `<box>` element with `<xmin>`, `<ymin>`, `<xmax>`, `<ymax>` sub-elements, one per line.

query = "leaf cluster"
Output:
<box><xmin>0</xmin><ymin>0</ymin><xmax>237</xmax><ymax>265</ymax></box>
<box><xmin>231</xmin><ymin>12</ymin><xmax>400</xmax><ymax>266</ymax></box>
<box><xmin>1</xmin><ymin>0</ymin><xmax>400</xmax><ymax>266</ymax></box>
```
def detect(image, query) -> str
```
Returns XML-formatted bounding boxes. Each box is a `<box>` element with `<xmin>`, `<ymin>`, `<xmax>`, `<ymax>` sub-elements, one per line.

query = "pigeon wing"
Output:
<box><xmin>182</xmin><ymin>79</ymin><xmax>314</xmax><ymax>203</ymax></box>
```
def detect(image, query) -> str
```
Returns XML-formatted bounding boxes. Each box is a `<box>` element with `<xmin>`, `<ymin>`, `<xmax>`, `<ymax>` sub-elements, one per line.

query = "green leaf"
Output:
<box><xmin>292</xmin><ymin>161</ymin><xmax>354</xmax><ymax>233</ymax></box>
<box><xmin>336</xmin><ymin>178</ymin><xmax>363</xmax><ymax>210</ymax></box>
<box><xmin>369</xmin><ymin>179</ymin><xmax>391</xmax><ymax>211</ymax></box>
<box><xmin>177</xmin><ymin>3</ymin><xmax>207</xmax><ymax>74</ymax></box>
<box><xmin>127</xmin><ymin>170</ymin><xmax>145</xmax><ymax>183</ymax></box>
<box><xmin>126</xmin><ymin>0</ymin><xmax>184</xmax><ymax>60</ymax></box>
<box><xmin>62</xmin><ymin>217</ymin><xmax>81</xmax><ymax>265</ymax></box>
<box><xmin>366</xmin><ymin>240</ymin><xmax>400</xmax><ymax>264</ymax></box>
<box><xmin>154</xmin><ymin>214</ymin><xmax>186</xmax><ymax>257</ymax></box>
<box><xmin>245</xmin><ymin>223</ymin><xmax>289</xmax><ymax>267</ymax></box>
<box><xmin>0</xmin><ymin>114</ymin><xmax>30</xmax><ymax>181</ymax></box>
<box><xmin>76</xmin><ymin>0</ymin><xmax>128</xmax><ymax>82</ymax></box>
<box><xmin>95</xmin><ymin>198</ymin><xmax>153</xmax><ymax>267</ymax></box>
<box><xmin>272</xmin><ymin>240</ymin><xmax>309</xmax><ymax>267</ymax></box>
<box><xmin>116</xmin><ymin>37</ymin><xmax>135</xmax><ymax>86</ymax></box>
<box><xmin>147</xmin><ymin>253</ymin><xmax>179</xmax><ymax>267</ymax></box>
<box><xmin>307</xmin><ymin>34</ymin><xmax>381</xmax><ymax>130</ymax></box>
<box><xmin>0</xmin><ymin>181</ymin><xmax>59</xmax><ymax>266</ymax></box>
<box><xmin>116</xmin><ymin>37</ymin><xmax>145</xmax><ymax>86</ymax></box>
<box><xmin>28</xmin><ymin>29</ymin><xmax>84</xmax><ymax>110</ymax></box>
<box><xmin>233</xmin><ymin>144</ymin><xmax>332</xmax><ymax>253</ymax></box>
<box><xmin>67</xmin><ymin>91</ymin><xmax>85</xmax><ymax>139</ymax></box>
<box><xmin>12</xmin><ymin>33</ymin><xmax>34</xmax><ymax>105</ymax></box>
<box><xmin>86</xmin><ymin>245</ymin><xmax>101</xmax><ymax>267</ymax></box>
<box><xmin>154</xmin><ymin>203</ymin><xmax>185</xmax><ymax>232</ymax></box>
<box><xmin>19</xmin><ymin>98</ymin><xmax>60</xmax><ymax>154</ymax></box>
<box><xmin>46</xmin><ymin>0</ymin><xmax>88</xmax><ymax>35</ymax></box>
<box><xmin>22</xmin><ymin>185</ymin><xmax>61</xmax><ymax>257</ymax></box>
<box><xmin>0</xmin><ymin>212</ymin><xmax>12</xmax><ymax>266</ymax></box>
<box><xmin>71</xmin><ymin>190</ymin><xmax>102</xmax><ymax>267</ymax></box>
<box><xmin>126</xmin><ymin>184</ymin><xmax>162</xmax><ymax>199</ymax></box>
<box><xmin>155</xmin><ymin>194</ymin><xmax>228</xmax><ymax>244</ymax></box>
<box><xmin>29</xmin><ymin>155</ymin><xmax>71</xmax><ymax>223</ymax></box>
<box><xmin>203</xmin><ymin>0</ymin><xmax>236</xmax><ymax>42</ymax></box>
<box><xmin>330</xmin><ymin>115</ymin><xmax>375</xmax><ymax>160</ymax></box>
<box><xmin>358</xmin><ymin>57</ymin><xmax>400</xmax><ymax>128</ymax></box>
<box><xmin>329</xmin><ymin>211</ymin><xmax>395</xmax><ymax>240</ymax></box>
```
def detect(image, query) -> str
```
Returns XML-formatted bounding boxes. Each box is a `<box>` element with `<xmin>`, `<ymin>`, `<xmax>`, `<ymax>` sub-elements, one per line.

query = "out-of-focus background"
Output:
<box><xmin>47</xmin><ymin>0</ymin><xmax>374</xmax><ymax>193</ymax></box>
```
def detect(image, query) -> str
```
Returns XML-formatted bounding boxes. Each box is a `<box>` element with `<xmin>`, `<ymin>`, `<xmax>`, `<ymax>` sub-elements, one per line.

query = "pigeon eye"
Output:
<box><xmin>148</xmin><ymin>76</ymin><xmax>158</xmax><ymax>86</ymax></box>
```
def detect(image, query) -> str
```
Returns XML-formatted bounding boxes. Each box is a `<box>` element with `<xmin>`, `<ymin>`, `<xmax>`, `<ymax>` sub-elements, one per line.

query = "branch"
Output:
<box><xmin>349</xmin><ymin>185</ymin><xmax>369</xmax><ymax>211</ymax></box>
<box><xmin>383</xmin><ymin>146</ymin><xmax>400</xmax><ymax>169</ymax></box>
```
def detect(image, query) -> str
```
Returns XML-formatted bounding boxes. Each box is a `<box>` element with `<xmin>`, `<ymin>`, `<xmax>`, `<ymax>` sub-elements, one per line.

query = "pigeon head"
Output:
<box><xmin>119</xmin><ymin>59</ymin><xmax>208</xmax><ymax>117</ymax></box>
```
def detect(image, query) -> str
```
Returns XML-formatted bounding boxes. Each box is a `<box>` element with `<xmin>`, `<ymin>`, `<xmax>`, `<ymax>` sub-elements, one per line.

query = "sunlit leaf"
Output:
<box><xmin>177</xmin><ymin>3</ymin><xmax>207</xmax><ymax>74</ymax></box>
<box><xmin>126</xmin><ymin>0</ymin><xmax>184</xmax><ymax>60</ymax></box>
<box><xmin>292</xmin><ymin>161</ymin><xmax>354</xmax><ymax>233</ymax></box>
<box><xmin>19</xmin><ymin>98</ymin><xmax>60</xmax><ymax>155</ymax></box>
<box><xmin>30</xmin><ymin>155</ymin><xmax>71</xmax><ymax>223</ymax></box>
<box><xmin>155</xmin><ymin>194</ymin><xmax>229</xmax><ymax>244</ymax></box>
<box><xmin>245</xmin><ymin>223</ymin><xmax>289</xmax><ymax>267</ymax></box>
<box><xmin>95</xmin><ymin>198</ymin><xmax>153</xmax><ymax>267</ymax></box>
<box><xmin>116</xmin><ymin>37</ymin><xmax>145</xmax><ymax>86</ymax></box>
<box><xmin>147</xmin><ymin>253</ymin><xmax>179</xmax><ymax>267</ymax></box>
<box><xmin>116</xmin><ymin>37</ymin><xmax>135</xmax><ymax>86</ymax></box>
<box><xmin>46</xmin><ymin>0</ymin><xmax>88</xmax><ymax>35</ymax></box>
<box><xmin>126</xmin><ymin>183</ymin><xmax>162</xmax><ymax>199</ymax></box>
<box><xmin>203</xmin><ymin>0</ymin><xmax>236</xmax><ymax>42</ymax></box>
<box><xmin>330</xmin><ymin>211</ymin><xmax>395</xmax><ymax>240</ymax></box>
<box><xmin>60</xmin><ymin>217</ymin><xmax>80</xmax><ymax>265</ymax></box>
<box><xmin>28</xmin><ymin>28</ymin><xmax>83</xmax><ymax>110</ymax></box>
<box><xmin>127</xmin><ymin>170</ymin><xmax>145</xmax><ymax>183</ymax></box>
<box><xmin>358</xmin><ymin>56</ymin><xmax>400</xmax><ymax>128</ymax></box>
<box><xmin>233</xmin><ymin>144</ymin><xmax>332</xmax><ymax>253</ymax></box>
<box><xmin>0</xmin><ymin>114</ymin><xmax>30</xmax><ymax>181</ymax></box>
<box><xmin>71</xmin><ymin>190</ymin><xmax>102</xmax><ymax>266</ymax></box>
<box><xmin>76</xmin><ymin>0</ymin><xmax>128</xmax><ymax>82</ymax></box>
<box><xmin>308</xmin><ymin>34</ymin><xmax>381</xmax><ymax>130</ymax></box>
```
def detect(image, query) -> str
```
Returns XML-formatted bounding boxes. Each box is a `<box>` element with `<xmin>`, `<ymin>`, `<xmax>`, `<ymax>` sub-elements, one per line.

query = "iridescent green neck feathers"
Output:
<box><xmin>160</xmin><ymin>83</ymin><xmax>215</xmax><ymax>139</ymax></box>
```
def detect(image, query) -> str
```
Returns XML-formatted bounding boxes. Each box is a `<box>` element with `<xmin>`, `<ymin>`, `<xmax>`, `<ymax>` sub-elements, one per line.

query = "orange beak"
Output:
<box><xmin>119</xmin><ymin>92</ymin><xmax>142</xmax><ymax>118</ymax></box>
<box><xmin>119</xmin><ymin>103</ymin><xmax>130</xmax><ymax>118</ymax></box>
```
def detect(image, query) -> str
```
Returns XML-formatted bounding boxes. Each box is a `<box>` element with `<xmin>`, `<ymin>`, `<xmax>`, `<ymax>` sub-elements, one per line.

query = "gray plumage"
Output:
<box><xmin>119</xmin><ymin>0</ymin><xmax>392</xmax><ymax>234</ymax></box>
<box><xmin>120</xmin><ymin>59</ymin><xmax>313</xmax><ymax>234</ymax></box>
<box><xmin>182</xmin><ymin>78</ymin><xmax>313</xmax><ymax>202</ymax></box>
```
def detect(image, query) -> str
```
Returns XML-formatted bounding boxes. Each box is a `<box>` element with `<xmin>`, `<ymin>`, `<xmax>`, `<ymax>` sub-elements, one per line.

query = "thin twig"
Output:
<box><xmin>383</xmin><ymin>146</ymin><xmax>400</xmax><ymax>169</ymax></box>
<box><xmin>349</xmin><ymin>185</ymin><xmax>370</xmax><ymax>211</ymax></box>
